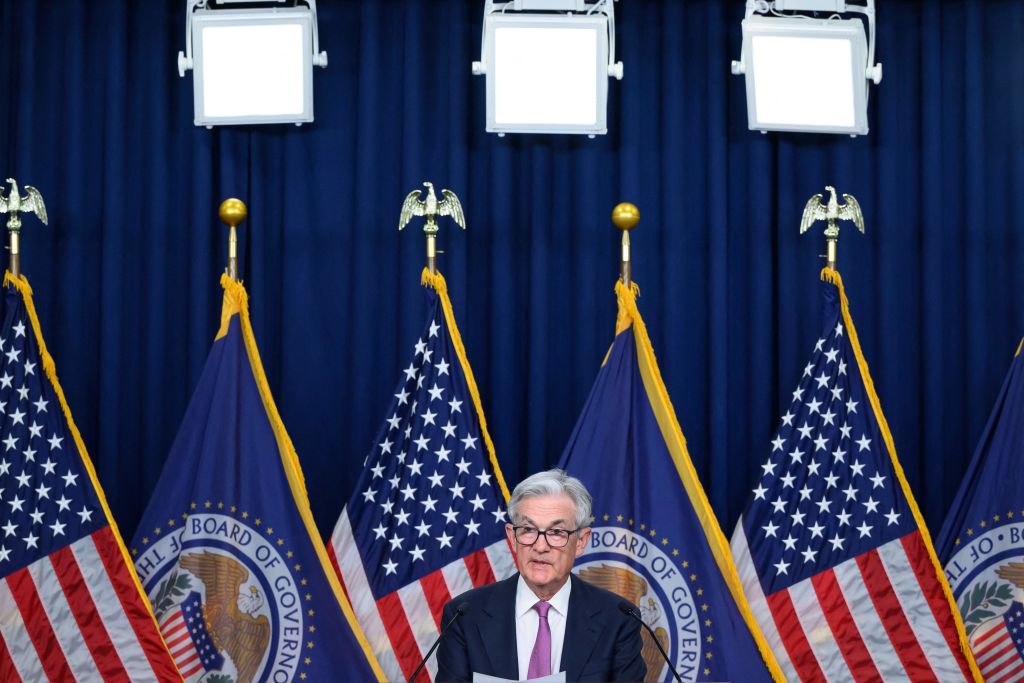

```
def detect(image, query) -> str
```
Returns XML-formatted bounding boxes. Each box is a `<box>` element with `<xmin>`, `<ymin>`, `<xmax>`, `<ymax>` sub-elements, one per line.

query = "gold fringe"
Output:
<box><xmin>3</xmin><ymin>271</ymin><xmax>183</xmax><ymax>680</ymax></box>
<box><xmin>216</xmin><ymin>274</ymin><xmax>386</xmax><ymax>681</ymax></box>
<box><xmin>420</xmin><ymin>268</ymin><xmax>511</xmax><ymax>503</ymax></box>
<box><xmin>613</xmin><ymin>279</ymin><xmax>787</xmax><ymax>683</ymax></box>
<box><xmin>1016</xmin><ymin>337</ymin><xmax>1023</xmax><ymax>358</ymax></box>
<box><xmin>820</xmin><ymin>267</ymin><xmax>984</xmax><ymax>682</ymax></box>
<box><xmin>614</xmin><ymin>280</ymin><xmax>641</xmax><ymax>335</ymax></box>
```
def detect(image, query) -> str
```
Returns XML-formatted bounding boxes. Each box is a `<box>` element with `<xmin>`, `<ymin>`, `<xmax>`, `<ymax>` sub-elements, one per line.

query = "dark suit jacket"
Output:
<box><xmin>435</xmin><ymin>573</ymin><xmax>646</xmax><ymax>682</ymax></box>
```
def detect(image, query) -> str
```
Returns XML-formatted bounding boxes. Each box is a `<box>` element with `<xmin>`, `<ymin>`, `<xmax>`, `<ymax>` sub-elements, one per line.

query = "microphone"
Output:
<box><xmin>618</xmin><ymin>601</ymin><xmax>683</xmax><ymax>683</ymax></box>
<box><xmin>408</xmin><ymin>601</ymin><xmax>470</xmax><ymax>683</ymax></box>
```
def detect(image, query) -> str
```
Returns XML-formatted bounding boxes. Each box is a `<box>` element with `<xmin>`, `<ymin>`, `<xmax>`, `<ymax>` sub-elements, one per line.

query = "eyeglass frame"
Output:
<box><xmin>510</xmin><ymin>524</ymin><xmax>583</xmax><ymax>548</ymax></box>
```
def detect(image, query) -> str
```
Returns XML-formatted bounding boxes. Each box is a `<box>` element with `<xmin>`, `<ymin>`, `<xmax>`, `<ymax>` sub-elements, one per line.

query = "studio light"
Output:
<box><xmin>177</xmin><ymin>0</ymin><xmax>328</xmax><ymax>128</ymax></box>
<box><xmin>731</xmin><ymin>1</ymin><xmax>882</xmax><ymax>136</ymax></box>
<box><xmin>472</xmin><ymin>0</ymin><xmax>624</xmax><ymax>137</ymax></box>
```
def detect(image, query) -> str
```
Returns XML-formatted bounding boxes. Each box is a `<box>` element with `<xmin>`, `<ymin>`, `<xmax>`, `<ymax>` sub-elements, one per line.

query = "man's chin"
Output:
<box><xmin>524</xmin><ymin>565</ymin><xmax>562</xmax><ymax>591</ymax></box>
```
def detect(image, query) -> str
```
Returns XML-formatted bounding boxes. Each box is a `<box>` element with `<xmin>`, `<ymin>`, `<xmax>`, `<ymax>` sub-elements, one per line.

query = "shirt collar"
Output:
<box><xmin>515</xmin><ymin>574</ymin><xmax>572</xmax><ymax>618</ymax></box>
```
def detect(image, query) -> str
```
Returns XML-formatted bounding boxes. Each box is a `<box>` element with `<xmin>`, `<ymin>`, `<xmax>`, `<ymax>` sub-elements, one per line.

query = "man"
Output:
<box><xmin>436</xmin><ymin>469</ymin><xmax>646</xmax><ymax>682</ymax></box>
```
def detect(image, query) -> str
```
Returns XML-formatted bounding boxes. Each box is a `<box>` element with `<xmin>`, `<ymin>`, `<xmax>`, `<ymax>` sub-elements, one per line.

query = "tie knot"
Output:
<box><xmin>534</xmin><ymin>600</ymin><xmax>551</xmax><ymax>619</ymax></box>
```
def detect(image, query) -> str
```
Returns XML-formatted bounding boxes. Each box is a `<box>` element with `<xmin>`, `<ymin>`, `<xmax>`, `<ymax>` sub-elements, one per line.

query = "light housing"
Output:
<box><xmin>731</xmin><ymin>1</ymin><xmax>882</xmax><ymax>136</ymax></box>
<box><xmin>177</xmin><ymin>1</ymin><xmax>328</xmax><ymax>128</ymax></box>
<box><xmin>472</xmin><ymin>0</ymin><xmax>623</xmax><ymax>136</ymax></box>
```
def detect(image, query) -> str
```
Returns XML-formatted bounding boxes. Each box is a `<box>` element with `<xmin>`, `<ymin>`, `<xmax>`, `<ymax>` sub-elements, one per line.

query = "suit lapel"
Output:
<box><xmin>558</xmin><ymin>575</ymin><xmax>604</xmax><ymax>679</ymax></box>
<box><xmin>476</xmin><ymin>575</ymin><xmax>520</xmax><ymax>679</ymax></box>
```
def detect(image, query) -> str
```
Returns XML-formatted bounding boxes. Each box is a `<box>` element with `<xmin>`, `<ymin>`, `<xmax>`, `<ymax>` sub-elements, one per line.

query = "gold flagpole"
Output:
<box><xmin>9</xmin><ymin>225</ymin><xmax>18</xmax><ymax>277</ymax></box>
<box><xmin>612</xmin><ymin>202</ymin><xmax>640</xmax><ymax>286</ymax></box>
<box><xmin>219</xmin><ymin>198</ymin><xmax>247</xmax><ymax>280</ymax></box>
<box><xmin>1</xmin><ymin>179</ymin><xmax>49</xmax><ymax>277</ymax></box>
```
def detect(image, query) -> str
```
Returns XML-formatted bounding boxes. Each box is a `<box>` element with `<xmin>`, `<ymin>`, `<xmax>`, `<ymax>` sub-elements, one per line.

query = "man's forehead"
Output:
<box><xmin>515</xmin><ymin>493</ymin><xmax>576</xmax><ymax>519</ymax></box>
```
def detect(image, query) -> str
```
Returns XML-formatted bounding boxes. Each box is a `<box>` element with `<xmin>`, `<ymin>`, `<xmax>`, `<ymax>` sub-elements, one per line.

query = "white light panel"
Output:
<box><xmin>192</xmin><ymin>8</ymin><xmax>313</xmax><ymax>126</ymax></box>
<box><xmin>485</xmin><ymin>14</ymin><xmax>608</xmax><ymax>135</ymax></box>
<box><xmin>741</xmin><ymin>17</ymin><xmax>869</xmax><ymax>135</ymax></box>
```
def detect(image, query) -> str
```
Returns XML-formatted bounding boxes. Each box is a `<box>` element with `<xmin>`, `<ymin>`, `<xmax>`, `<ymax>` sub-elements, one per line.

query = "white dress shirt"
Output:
<box><xmin>515</xmin><ymin>575</ymin><xmax>571</xmax><ymax>679</ymax></box>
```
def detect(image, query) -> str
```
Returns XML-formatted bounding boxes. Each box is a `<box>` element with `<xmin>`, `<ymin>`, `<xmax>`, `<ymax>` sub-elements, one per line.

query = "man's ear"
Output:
<box><xmin>505</xmin><ymin>523</ymin><xmax>516</xmax><ymax>550</ymax></box>
<box><xmin>575</xmin><ymin>527</ymin><xmax>592</xmax><ymax>558</ymax></box>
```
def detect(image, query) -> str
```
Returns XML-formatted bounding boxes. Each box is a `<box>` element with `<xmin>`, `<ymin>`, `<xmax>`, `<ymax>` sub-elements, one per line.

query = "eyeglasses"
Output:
<box><xmin>512</xmin><ymin>525</ymin><xmax>580</xmax><ymax>548</ymax></box>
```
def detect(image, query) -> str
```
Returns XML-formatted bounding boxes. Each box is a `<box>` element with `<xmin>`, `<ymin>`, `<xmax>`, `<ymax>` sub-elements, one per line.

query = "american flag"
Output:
<box><xmin>731</xmin><ymin>273</ymin><xmax>978</xmax><ymax>682</ymax></box>
<box><xmin>158</xmin><ymin>591</ymin><xmax>224</xmax><ymax>681</ymax></box>
<box><xmin>970</xmin><ymin>601</ymin><xmax>1024</xmax><ymax>682</ymax></box>
<box><xmin>0</xmin><ymin>277</ymin><xmax>180</xmax><ymax>681</ymax></box>
<box><xmin>329</xmin><ymin>271</ymin><xmax>516</xmax><ymax>683</ymax></box>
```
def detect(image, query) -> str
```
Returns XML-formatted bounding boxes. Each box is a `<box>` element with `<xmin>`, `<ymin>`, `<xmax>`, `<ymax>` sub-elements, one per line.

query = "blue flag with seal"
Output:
<box><xmin>557</xmin><ymin>280</ymin><xmax>784</xmax><ymax>683</ymax></box>
<box><xmin>131</xmin><ymin>275</ymin><xmax>383</xmax><ymax>683</ymax></box>
<box><xmin>937</xmin><ymin>339</ymin><xmax>1024</xmax><ymax>681</ymax></box>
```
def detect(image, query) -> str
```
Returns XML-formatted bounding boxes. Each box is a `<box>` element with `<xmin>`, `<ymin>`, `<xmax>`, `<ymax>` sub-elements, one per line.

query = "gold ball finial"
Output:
<box><xmin>612</xmin><ymin>202</ymin><xmax>640</xmax><ymax>231</ymax></box>
<box><xmin>219</xmin><ymin>198</ymin><xmax>247</xmax><ymax>228</ymax></box>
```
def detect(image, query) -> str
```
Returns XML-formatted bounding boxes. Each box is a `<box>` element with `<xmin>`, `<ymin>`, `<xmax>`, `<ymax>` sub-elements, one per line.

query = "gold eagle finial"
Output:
<box><xmin>799</xmin><ymin>185</ymin><xmax>865</xmax><ymax>238</ymax></box>
<box><xmin>398</xmin><ymin>181</ymin><xmax>466</xmax><ymax>274</ymax></box>
<box><xmin>398</xmin><ymin>181</ymin><xmax>465</xmax><ymax>233</ymax></box>
<box><xmin>0</xmin><ymin>178</ymin><xmax>48</xmax><ymax>232</ymax></box>
<box><xmin>0</xmin><ymin>178</ymin><xmax>48</xmax><ymax>276</ymax></box>
<box><xmin>799</xmin><ymin>185</ymin><xmax>864</xmax><ymax>270</ymax></box>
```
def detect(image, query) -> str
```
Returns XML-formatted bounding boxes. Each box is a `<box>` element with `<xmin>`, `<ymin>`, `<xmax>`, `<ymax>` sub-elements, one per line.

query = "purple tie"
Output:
<box><xmin>527</xmin><ymin>600</ymin><xmax>552</xmax><ymax>679</ymax></box>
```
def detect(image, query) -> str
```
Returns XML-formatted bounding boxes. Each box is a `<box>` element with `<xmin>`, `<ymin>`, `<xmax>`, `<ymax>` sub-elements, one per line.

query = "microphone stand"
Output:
<box><xmin>618</xmin><ymin>602</ymin><xmax>683</xmax><ymax>683</ymax></box>
<box><xmin>409</xmin><ymin>603</ymin><xmax>468</xmax><ymax>683</ymax></box>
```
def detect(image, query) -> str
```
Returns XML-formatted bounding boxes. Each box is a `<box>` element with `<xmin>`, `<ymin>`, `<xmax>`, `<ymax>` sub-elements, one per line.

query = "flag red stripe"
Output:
<box><xmin>765</xmin><ymin>588</ymin><xmax>824</xmax><ymax>682</ymax></box>
<box><xmin>91</xmin><ymin>526</ymin><xmax>181</xmax><ymax>681</ymax></box>
<box><xmin>810</xmin><ymin>569</ymin><xmax>881</xmax><ymax>681</ymax></box>
<box><xmin>377</xmin><ymin>591</ymin><xmax>426</xmax><ymax>681</ymax></box>
<box><xmin>325</xmin><ymin>542</ymin><xmax>342</xmax><ymax>578</ymax></box>
<box><xmin>984</xmin><ymin>645</ymin><xmax>1022</xmax><ymax>679</ymax></box>
<box><xmin>163</xmin><ymin>621</ymin><xmax>188</xmax><ymax>641</ymax></box>
<box><xmin>166</xmin><ymin>628</ymin><xmax>193</xmax><ymax>650</ymax></box>
<box><xmin>856</xmin><ymin>547</ymin><xmax>936</xmax><ymax>680</ymax></box>
<box><xmin>181</xmin><ymin>668</ymin><xmax>203</xmax><ymax>680</ymax></box>
<box><xmin>987</xmin><ymin>651</ymin><xmax>1024</xmax><ymax>679</ymax></box>
<box><xmin>976</xmin><ymin>631</ymin><xmax>1012</xmax><ymax>661</ymax></box>
<box><xmin>419</xmin><ymin>569</ymin><xmax>453</xmax><ymax>629</ymax></box>
<box><xmin>159</xmin><ymin>612</ymin><xmax>181</xmax><ymax>627</ymax></box>
<box><xmin>326</xmin><ymin>543</ymin><xmax>346</xmax><ymax>596</ymax></box>
<box><xmin>177</xmin><ymin>651</ymin><xmax>201</xmax><ymax>668</ymax></box>
<box><xmin>978</xmin><ymin>625</ymin><xmax>1010</xmax><ymax>648</ymax></box>
<box><xmin>980</xmin><ymin>652</ymin><xmax>1015</xmax><ymax>677</ymax></box>
<box><xmin>180</xmin><ymin>658</ymin><xmax>204</xmax><ymax>678</ymax></box>
<box><xmin>49</xmin><ymin>544</ymin><xmax>131</xmax><ymax>683</ymax></box>
<box><xmin>506</xmin><ymin>538</ymin><xmax>518</xmax><ymax>571</ymax></box>
<box><xmin>992</xmin><ymin>660</ymin><xmax>1024</xmax><ymax>683</ymax></box>
<box><xmin>464</xmin><ymin>549</ymin><xmax>496</xmax><ymax>588</ymax></box>
<box><xmin>0</xmin><ymin>624</ymin><xmax>21</xmax><ymax>682</ymax></box>
<box><xmin>170</xmin><ymin>639</ymin><xmax>196</xmax><ymax>657</ymax></box>
<box><xmin>899</xmin><ymin>532</ymin><xmax>974</xmax><ymax>679</ymax></box>
<box><xmin>181</xmin><ymin>665</ymin><xmax>203</xmax><ymax>679</ymax></box>
<box><xmin>7</xmin><ymin>567</ymin><xmax>75</xmax><ymax>681</ymax></box>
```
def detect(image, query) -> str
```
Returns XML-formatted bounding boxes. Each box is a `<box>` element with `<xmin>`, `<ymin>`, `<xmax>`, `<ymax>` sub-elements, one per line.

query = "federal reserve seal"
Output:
<box><xmin>946</xmin><ymin>518</ymin><xmax>1024</xmax><ymax>655</ymax></box>
<box><xmin>576</xmin><ymin>517</ymin><xmax>713</xmax><ymax>682</ymax></box>
<box><xmin>134</xmin><ymin>510</ymin><xmax>311</xmax><ymax>683</ymax></box>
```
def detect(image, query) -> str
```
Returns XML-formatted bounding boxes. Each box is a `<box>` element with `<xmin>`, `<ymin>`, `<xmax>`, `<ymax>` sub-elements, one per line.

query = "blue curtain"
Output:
<box><xmin>2</xmin><ymin>0</ymin><xmax>1023</xmax><ymax>541</ymax></box>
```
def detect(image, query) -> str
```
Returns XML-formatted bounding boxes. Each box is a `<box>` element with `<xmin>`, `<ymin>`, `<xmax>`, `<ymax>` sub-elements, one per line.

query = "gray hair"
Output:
<box><xmin>507</xmin><ymin>469</ymin><xmax>593</xmax><ymax>530</ymax></box>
